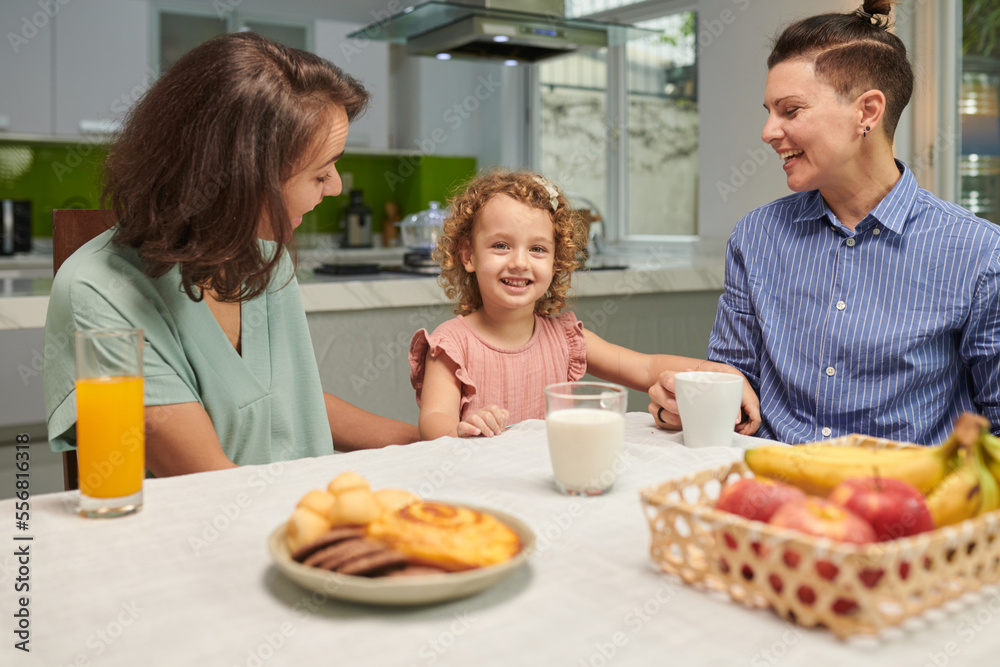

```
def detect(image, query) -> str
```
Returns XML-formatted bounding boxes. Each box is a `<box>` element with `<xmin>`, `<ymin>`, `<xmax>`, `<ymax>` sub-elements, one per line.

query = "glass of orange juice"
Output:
<box><xmin>75</xmin><ymin>328</ymin><xmax>144</xmax><ymax>518</ymax></box>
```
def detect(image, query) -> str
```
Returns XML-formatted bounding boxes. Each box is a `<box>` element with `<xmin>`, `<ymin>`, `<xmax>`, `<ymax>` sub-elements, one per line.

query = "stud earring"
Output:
<box><xmin>863</xmin><ymin>125</ymin><xmax>870</xmax><ymax>138</ymax></box>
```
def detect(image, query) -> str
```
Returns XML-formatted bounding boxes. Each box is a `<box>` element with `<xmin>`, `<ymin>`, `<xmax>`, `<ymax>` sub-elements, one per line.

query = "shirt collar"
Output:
<box><xmin>791</xmin><ymin>160</ymin><xmax>917</xmax><ymax>236</ymax></box>
<box><xmin>866</xmin><ymin>160</ymin><xmax>916</xmax><ymax>235</ymax></box>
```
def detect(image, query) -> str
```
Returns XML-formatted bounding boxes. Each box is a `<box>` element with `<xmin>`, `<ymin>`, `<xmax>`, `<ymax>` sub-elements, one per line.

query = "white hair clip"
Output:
<box><xmin>533</xmin><ymin>175</ymin><xmax>559</xmax><ymax>212</ymax></box>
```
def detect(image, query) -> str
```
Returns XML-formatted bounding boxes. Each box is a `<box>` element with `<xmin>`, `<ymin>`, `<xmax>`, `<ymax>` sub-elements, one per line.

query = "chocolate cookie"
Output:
<box><xmin>291</xmin><ymin>526</ymin><xmax>366</xmax><ymax>563</ymax></box>
<box><xmin>309</xmin><ymin>538</ymin><xmax>385</xmax><ymax>570</ymax></box>
<box><xmin>337</xmin><ymin>549</ymin><xmax>409</xmax><ymax>576</ymax></box>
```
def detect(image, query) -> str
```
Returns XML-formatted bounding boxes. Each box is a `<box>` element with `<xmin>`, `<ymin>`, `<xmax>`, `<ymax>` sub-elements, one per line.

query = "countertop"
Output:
<box><xmin>0</xmin><ymin>242</ymin><xmax>727</xmax><ymax>331</ymax></box>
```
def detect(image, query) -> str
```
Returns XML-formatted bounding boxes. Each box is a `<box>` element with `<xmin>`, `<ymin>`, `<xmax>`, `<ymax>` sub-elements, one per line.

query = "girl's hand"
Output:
<box><xmin>456</xmin><ymin>405</ymin><xmax>509</xmax><ymax>437</ymax></box>
<box><xmin>648</xmin><ymin>362</ymin><xmax>761</xmax><ymax>436</ymax></box>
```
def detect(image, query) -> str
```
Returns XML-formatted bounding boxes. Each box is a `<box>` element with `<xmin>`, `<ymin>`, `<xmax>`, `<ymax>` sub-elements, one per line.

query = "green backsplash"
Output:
<box><xmin>0</xmin><ymin>139</ymin><xmax>476</xmax><ymax>238</ymax></box>
<box><xmin>0</xmin><ymin>140</ymin><xmax>107</xmax><ymax>236</ymax></box>
<box><xmin>305</xmin><ymin>154</ymin><xmax>477</xmax><ymax>237</ymax></box>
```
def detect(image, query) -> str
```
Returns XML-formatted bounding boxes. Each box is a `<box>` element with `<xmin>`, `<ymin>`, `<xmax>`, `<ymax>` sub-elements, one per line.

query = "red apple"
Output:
<box><xmin>716</xmin><ymin>477</ymin><xmax>807</xmax><ymax>522</ymax></box>
<box><xmin>769</xmin><ymin>497</ymin><xmax>877</xmax><ymax>544</ymax></box>
<box><xmin>769</xmin><ymin>498</ymin><xmax>875</xmax><ymax>606</ymax></box>
<box><xmin>827</xmin><ymin>476</ymin><xmax>935</xmax><ymax>542</ymax></box>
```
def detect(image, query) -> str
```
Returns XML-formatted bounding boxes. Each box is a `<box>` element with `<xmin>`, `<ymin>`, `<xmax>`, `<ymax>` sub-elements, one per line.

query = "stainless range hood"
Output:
<box><xmin>348</xmin><ymin>0</ymin><xmax>656</xmax><ymax>64</ymax></box>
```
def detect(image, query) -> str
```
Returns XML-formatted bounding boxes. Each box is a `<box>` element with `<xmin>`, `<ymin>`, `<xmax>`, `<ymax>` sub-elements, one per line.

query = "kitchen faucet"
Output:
<box><xmin>567</xmin><ymin>193</ymin><xmax>605</xmax><ymax>259</ymax></box>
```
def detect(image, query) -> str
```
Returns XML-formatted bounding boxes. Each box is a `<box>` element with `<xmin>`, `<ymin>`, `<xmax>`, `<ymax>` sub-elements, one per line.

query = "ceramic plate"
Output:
<box><xmin>268</xmin><ymin>504</ymin><xmax>535</xmax><ymax>606</ymax></box>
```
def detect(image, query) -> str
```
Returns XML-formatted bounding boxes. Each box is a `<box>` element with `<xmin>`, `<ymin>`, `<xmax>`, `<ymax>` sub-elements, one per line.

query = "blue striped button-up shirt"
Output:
<box><xmin>709</xmin><ymin>161</ymin><xmax>1000</xmax><ymax>445</ymax></box>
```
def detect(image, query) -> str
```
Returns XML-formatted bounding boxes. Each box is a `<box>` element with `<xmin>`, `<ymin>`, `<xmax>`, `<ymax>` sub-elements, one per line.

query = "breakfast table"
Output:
<box><xmin>2</xmin><ymin>413</ymin><xmax>998</xmax><ymax>666</ymax></box>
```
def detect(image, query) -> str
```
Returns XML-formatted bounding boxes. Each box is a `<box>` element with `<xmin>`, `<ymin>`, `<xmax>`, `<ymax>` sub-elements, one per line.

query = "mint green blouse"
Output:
<box><xmin>43</xmin><ymin>228</ymin><xmax>334</xmax><ymax>465</ymax></box>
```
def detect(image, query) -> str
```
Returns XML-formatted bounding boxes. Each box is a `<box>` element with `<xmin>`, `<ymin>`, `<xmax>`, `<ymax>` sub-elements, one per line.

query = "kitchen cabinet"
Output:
<box><xmin>314</xmin><ymin>20</ymin><xmax>390</xmax><ymax>150</ymax></box>
<box><xmin>0</xmin><ymin>327</ymin><xmax>46</xmax><ymax>428</ymax></box>
<box><xmin>0</xmin><ymin>0</ymin><xmax>149</xmax><ymax>138</ymax></box>
<box><xmin>308</xmin><ymin>288</ymin><xmax>722</xmax><ymax>426</ymax></box>
<box><xmin>53</xmin><ymin>0</ymin><xmax>150</xmax><ymax>137</ymax></box>
<box><xmin>309</xmin><ymin>288</ymin><xmax>722</xmax><ymax>424</ymax></box>
<box><xmin>299</xmin><ymin>264</ymin><xmax>725</xmax><ymax>422</ymax></box>
<box><xmin>0</xmin><ymin>1</ymin><xmax>54</xmax><ymax>135</ymax></box>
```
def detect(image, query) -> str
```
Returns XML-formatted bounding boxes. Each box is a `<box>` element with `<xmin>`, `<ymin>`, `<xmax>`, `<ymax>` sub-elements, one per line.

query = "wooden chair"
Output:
<box><xmin>52</xmin><ymin>209</ymin><xmax>117</xmax><ymax>491</ymax></box>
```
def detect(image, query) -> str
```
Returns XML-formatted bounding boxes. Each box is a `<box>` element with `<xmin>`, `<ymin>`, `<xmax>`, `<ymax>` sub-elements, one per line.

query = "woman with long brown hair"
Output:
<box><xmin>43</xmin><ymin>33</ymin><xmax>417</xmax><ymax>475</ymax></box>
<box><xmin>651</xmin><ymin>1</ymin><xmax>1000</xmax><ymax>444</ymax></box>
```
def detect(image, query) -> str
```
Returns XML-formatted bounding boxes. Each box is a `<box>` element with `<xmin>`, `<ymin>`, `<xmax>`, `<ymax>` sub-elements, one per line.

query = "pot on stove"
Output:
<box><xmin>397</xmin><ymin>201</ymin><xmax>447</xmax><ymax>253</ymax></box>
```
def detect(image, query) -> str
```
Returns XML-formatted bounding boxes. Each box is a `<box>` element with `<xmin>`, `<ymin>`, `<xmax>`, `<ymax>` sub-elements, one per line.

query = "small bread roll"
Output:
<box><xmin>328</xmin><ymin>471</ymin><xmax>370</xmax><ymax>496</ymax></box>
<box><xmin>374</xmin><ymin>488</ymin><xmax>419</xmax><ymax>513</ymax></box>
<box><xmin>286</xmin><ymin>506</ymin><xmax>333</xmax><ymax>554</ymax></box>
<box><xmin>297</xmin><ymin>490</ymin><xmax>336</xmax><ymax>518</ymax></box>
<box><xmin>329</xmin><ymin>488</ymin><xmax>382</xmax><ymax>526</ymax></box>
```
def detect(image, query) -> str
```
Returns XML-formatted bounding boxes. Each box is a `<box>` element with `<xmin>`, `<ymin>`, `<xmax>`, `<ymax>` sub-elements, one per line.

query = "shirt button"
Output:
<box><xmin>821</xmin><ymin>427</ymin><xmax>832</xmax><ymax>437</ymax></box>
<box><xmin>846</xmin><ymin>238</ymin><xmax>856</xmax><ymax>247</ymax></box>
<box><xmin>836</xmin><ymin>300</ymin><xmax>846</xmax><ymax>311</ymax></box>
<box><xmin>825</xmin><ymin>366</ymin><xmax>836</xmax><ymax>376</ymax></box>
<box><xmin>873</xmin><ymin>228</ymin><xmax>881</xmax><ymax>235</ymax></box>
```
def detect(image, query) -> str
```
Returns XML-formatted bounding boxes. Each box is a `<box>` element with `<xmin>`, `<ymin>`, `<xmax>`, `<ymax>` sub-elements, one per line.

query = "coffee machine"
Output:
<box><xmin>341</xmin><ymin>189</ymin><xmax>373</xmax><ymax>248</ymax></box>
<box><xmin>0</xmin><ymin>200</ymin><xmax>31</xmax><ymax>255</ymax></box>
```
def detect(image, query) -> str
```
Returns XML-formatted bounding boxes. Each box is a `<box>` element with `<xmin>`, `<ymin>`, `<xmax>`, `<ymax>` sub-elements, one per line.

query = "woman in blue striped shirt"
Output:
<box><xmin>650</xmin><ymin>0</ymin><xmax>1000</xmax><ymax>445</ymax></box>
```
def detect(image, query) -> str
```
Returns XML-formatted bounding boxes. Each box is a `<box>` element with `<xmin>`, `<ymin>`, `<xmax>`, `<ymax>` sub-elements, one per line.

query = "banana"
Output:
<box><xmin>744</xmin><ymin>442</ymin><xmax>957</xmax><ymax>496</ymax></box>
<box><xmin>925</xmin><ymin>439</ymin><xmax>999</xmax><ymax>527</ymax></box>
<box><xmin>744</xmin><ymin>413</ymin><xmax>987</xmax><ymax>497</ymax></box>
<box><xmin>981</xmin><ymin>433</ymin><xmax>1000</xmax><ymax>487</ymax></box>
<box><xmin>980</xmin><ymin>455</ymin><xmax>1000</xmax><ymax>517</ymax></box>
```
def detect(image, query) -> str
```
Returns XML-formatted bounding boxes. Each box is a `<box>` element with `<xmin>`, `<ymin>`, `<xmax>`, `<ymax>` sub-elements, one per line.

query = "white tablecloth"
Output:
<box><xmin>1</xmin><ymin>414</ymin><xmax>997</xmax><ymax>666</ymax></box>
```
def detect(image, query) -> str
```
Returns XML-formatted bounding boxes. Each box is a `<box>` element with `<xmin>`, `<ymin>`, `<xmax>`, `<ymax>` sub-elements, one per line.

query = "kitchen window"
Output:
<box><xmin>532</xmin><ymin>0</ymin><xmax>698</xmax><ymax>246</ymax></box>
<box><xmin>913</xmin><ymin>0</ymin><xmax>999</xmax><ymax>225</ymax></box>
<box><xmin>959</xmin><ymin>0</ymin><xmax>1000</xmax><ymax>224</ymax></box>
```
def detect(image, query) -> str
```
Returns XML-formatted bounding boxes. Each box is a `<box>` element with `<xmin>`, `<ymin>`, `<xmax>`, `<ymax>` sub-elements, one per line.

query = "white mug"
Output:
<box><xmin>674</xmin><ymin>371</ymin><xmax>743</xmax><ymax>448</ymax></box>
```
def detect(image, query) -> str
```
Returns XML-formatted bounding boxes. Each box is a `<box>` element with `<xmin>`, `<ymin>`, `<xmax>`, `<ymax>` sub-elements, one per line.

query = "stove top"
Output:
<box><xmin>382</xmin><ymin>263</ymin><xmax>441</xmax><ymax>276</ymax></box>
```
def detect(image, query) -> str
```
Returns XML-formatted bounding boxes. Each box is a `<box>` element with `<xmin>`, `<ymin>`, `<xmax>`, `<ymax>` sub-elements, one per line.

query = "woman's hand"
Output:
<box><xmin>648</xmin><ymin>371</ymin><xmax>682</xmax><ymax>430</ymax></box>
<box><xmin>456</xmin><ymin>405</ymin><xmax>509</xmax><ymax>437</ymax></box>
<box><xmin>648</xmin><ymin>362</ymin><xmax>761</xmax><ymax>436</ymax></box>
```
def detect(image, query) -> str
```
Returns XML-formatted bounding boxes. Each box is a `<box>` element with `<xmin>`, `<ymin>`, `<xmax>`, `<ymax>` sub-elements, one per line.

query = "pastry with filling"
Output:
<box><xmin>367</xmin><ymin>501</ymin><xmax>522</xmax><ymax>571</ymax></box>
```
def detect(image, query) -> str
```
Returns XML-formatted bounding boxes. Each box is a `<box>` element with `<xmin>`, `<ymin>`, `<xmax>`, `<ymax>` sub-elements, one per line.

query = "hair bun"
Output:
<box><xmin>856</xmin><ymin>1</ymin><xmax>893</xmax><ymax>23</ymax></box>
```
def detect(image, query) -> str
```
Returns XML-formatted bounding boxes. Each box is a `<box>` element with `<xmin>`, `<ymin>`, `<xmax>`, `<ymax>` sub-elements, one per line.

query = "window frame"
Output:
<box><xmin>915</xmin><ymin>0</ymin><xmax>961</xmax><ymax>202</ymax></box>
<box><xmin>527</xmin><ymin>0</ymin><xmax>699</xmax><ymax>251</ymax></box>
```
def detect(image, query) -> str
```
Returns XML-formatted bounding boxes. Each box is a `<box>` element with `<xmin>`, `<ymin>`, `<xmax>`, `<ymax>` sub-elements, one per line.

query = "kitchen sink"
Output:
<box><xmin>583</xmin><ymin>263</ymin><xmax>629</xmax><ymax>271</ymax></box>
<box><xmin>0</xmin><ymin>267</ymin><xmax>52</xmax><ymax>279</ymax></box>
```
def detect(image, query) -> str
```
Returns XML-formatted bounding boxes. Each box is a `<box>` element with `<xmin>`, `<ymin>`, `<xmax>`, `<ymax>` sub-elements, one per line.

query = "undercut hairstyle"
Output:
<box><xmin>103</xmin><ymin>32</ymin><xmax>369</xmax><ymax>302</ymax></box>
<box><xmin>436</xmin><ymin>169</ymin><xmax>589</xmax><ymax>316</ymax></box>
<box><xmin>767</xmin><ymin>0</ymin><xmax>913</xmax><ymax>141</ymax></box>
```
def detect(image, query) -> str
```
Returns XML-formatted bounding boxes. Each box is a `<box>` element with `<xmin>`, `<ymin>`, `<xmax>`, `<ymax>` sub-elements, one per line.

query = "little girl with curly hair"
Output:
<box><xmin>408</xmin><ymin>169</ymin><xmax>760</xmax><ymax>439</ymax></box>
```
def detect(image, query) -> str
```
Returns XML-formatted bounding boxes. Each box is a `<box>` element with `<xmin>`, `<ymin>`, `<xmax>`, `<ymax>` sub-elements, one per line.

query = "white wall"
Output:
<box><xmin>695</xmin><ymin>0</ymin><xmax>858</xmax><ymax>238</ymax></box>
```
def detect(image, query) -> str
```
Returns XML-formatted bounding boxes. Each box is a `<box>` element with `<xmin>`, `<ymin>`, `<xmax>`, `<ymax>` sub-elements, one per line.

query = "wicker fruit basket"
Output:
<box><xmin>640</xmin><ymin>435</ymin><xmax>1000</xmax><ymax>639</ymax></box>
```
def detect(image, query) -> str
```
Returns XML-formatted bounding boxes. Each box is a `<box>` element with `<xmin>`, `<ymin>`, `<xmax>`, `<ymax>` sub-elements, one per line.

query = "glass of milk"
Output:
<box><xmin>544</xmin><ymin>382</ymin><xmax>627</xmax><ymax>496</ymax></box>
